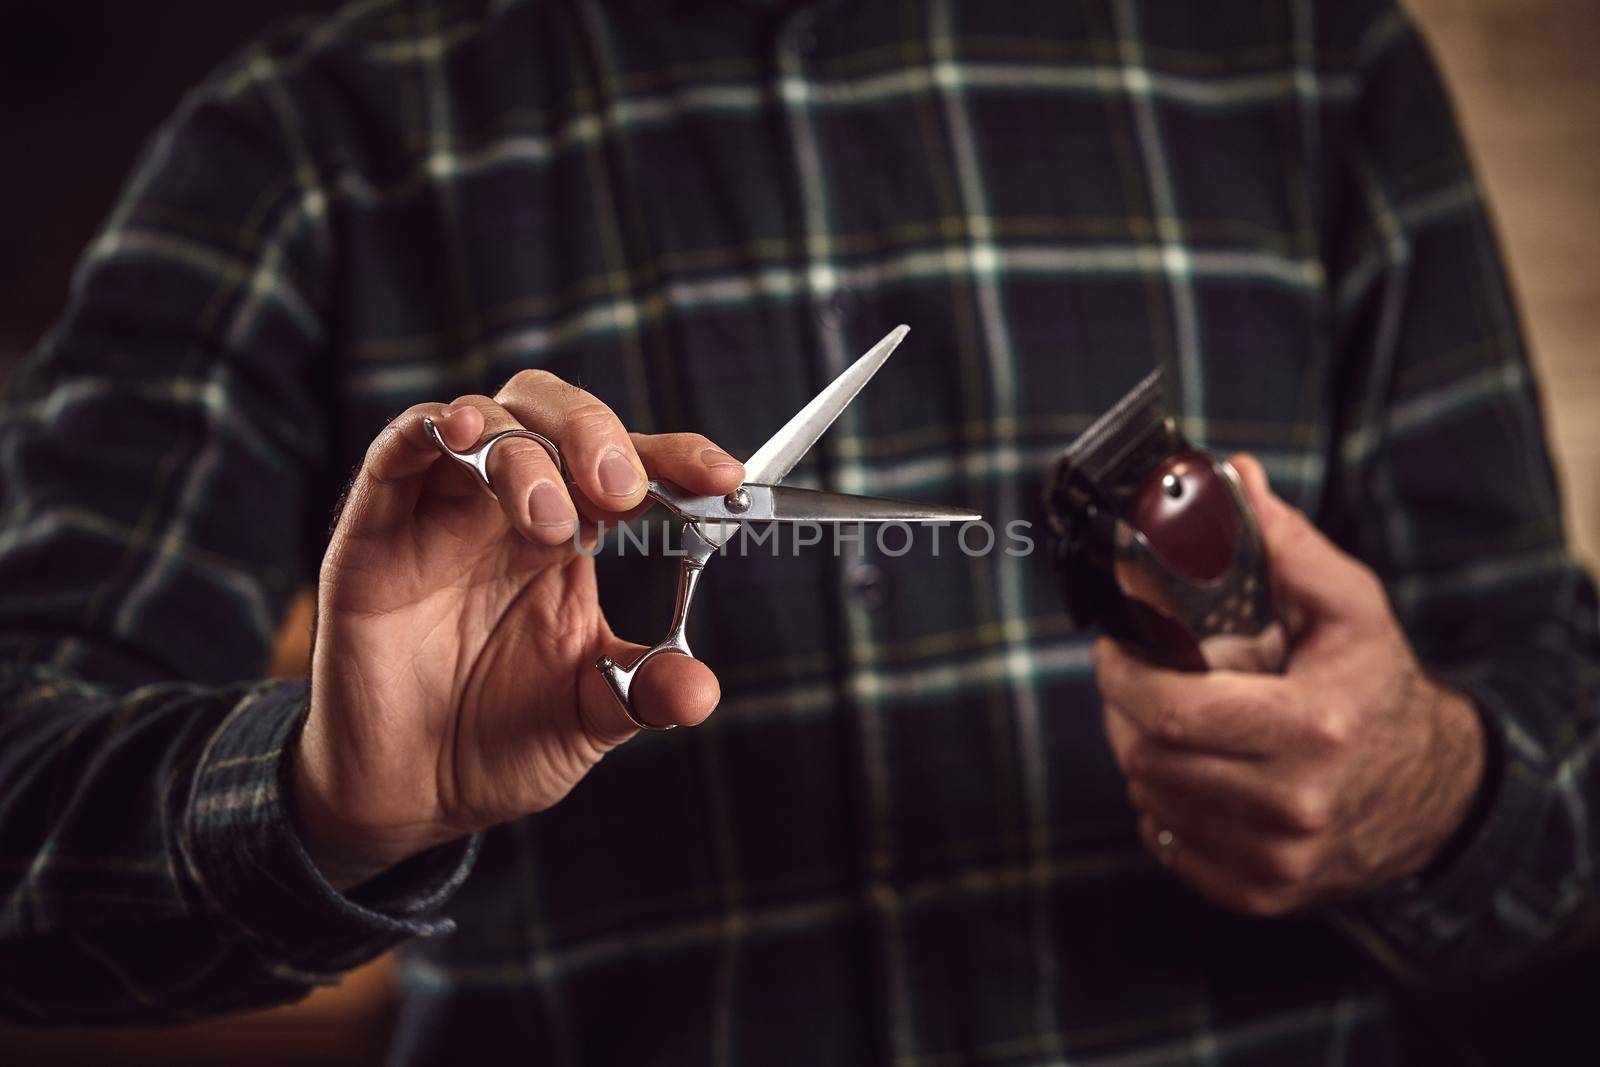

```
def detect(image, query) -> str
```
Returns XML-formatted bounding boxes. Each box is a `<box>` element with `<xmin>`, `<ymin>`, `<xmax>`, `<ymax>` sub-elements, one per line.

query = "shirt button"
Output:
<box><xmin>816</xmin><ymin>287</ymin><xmax>856</xmax><ymax>330</ymax></box>
<box><xmin>847</xmin><ymin>562</ymin><xmax>888</xmax><ymax>610</ymax></box>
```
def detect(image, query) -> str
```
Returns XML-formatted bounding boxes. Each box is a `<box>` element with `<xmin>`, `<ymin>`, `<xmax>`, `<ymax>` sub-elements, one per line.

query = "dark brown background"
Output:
<box><xmin>1</xmin><ymin>1</ymin><xmax>1596</xmax><ymax>1063</ymax></box>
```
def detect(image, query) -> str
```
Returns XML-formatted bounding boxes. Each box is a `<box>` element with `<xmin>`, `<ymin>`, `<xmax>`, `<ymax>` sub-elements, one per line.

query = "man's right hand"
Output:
<box><xmin>290</xmin><ymin>372</ymin><xmax>746</xmax><ymax>889</ymax></box>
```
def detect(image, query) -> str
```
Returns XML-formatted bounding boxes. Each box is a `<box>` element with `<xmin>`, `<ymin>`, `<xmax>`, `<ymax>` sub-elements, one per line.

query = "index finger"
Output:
<box><xmin>494</xmin><ymin>369</ymin><xmax>649</xmax><ymax>514</ymax></box>
<box><xmin>336</xmin><ymin>402</ymin><xmax>486</xmax><ymax>543</ymax></box>
<box><xmin>1092</xmin><ymin>636</ymin><xmax>1299</xmax><ymax>756</ymax></box>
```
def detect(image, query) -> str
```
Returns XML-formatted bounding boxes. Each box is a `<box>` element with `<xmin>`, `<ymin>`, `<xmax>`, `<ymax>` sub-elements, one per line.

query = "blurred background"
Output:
<box><xmin>0</xmin><ymin>0</ymin><xmax>1596</xmax><ymax>1063</ymax></box>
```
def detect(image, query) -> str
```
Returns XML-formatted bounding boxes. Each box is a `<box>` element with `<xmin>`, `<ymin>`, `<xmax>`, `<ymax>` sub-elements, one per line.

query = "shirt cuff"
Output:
<box><xmin>1342</xmin><ymin>669</ymin><xmax>1550</xmax><ymax>974</ymax></box>
<box><xmin>181</xmin><ymin>679</ymin><xmax>480</xmax><ymax>980</ymax></box>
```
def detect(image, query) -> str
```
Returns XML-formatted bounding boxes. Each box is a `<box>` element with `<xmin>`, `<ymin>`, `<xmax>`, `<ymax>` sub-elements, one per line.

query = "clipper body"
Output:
<box><xmin>1045</xmin><ymin>371</ymin><xmax>1285</xmax><ymax>672</ymax></box>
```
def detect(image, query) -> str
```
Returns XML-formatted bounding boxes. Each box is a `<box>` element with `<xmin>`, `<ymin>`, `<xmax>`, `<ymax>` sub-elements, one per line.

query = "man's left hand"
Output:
<box><xmin>1093</xmin><ymin>454</ymin><xmax>1487</xmax><ymax>917</ymax></box>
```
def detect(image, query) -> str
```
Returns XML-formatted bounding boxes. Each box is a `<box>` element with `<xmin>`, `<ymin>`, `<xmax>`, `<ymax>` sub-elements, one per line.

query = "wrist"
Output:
<box><xmin>287</xmin><ymin>714</ymin><xmax>428</xmax><ymax>891</ymax></box>
<box><xmin>1404</xmin><ymin>682</ymin><xmax>1489</xmax><ymax>878</ymax></box>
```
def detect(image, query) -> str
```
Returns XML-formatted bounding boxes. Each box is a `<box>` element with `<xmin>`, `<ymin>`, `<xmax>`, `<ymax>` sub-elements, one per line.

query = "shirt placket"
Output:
<box><xmin>770</xmin><ymin>5</ymin><xmax>917</xmax><ymax>1061</ymax></box>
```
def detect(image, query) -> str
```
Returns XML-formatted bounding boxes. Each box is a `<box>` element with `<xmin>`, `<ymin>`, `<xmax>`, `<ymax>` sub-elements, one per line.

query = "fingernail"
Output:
<box><xmin>598</xmin><ymin>449</ymin><xmax>641</xmax><ymax>496</ymax></box>
<box><xmin>700</xmin><ymin>448</ymin><xmax>741</xmax><ymax>470</ymax></box>
<box><xmin>438</xmin><ymin>406</ymin><xmax>459</xmax><ymax>420</ymax></box>
<box><xmin>529</xmin><ymin>482</ymin><xmax>574</xmax><ymax>527</ymax></box>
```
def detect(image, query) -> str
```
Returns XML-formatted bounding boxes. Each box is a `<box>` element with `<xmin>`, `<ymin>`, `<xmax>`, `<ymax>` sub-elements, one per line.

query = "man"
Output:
<box><xmin>1</xmin><ymin>0</ymin><xmax>1595</xmax><ymax>1062</ymax></box>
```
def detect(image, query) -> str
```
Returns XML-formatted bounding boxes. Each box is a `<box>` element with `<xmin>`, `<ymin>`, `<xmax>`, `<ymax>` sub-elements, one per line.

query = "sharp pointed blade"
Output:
<box><xmin>743</xmin><ymin>325</ymin><xmax>908</xmax><ymax>486</ymax></box>
<box><xmin>667</xmin><ymin>483</ymin><xmax>982</xmax><ymax>524</ymax></box>
<box><xmin>765</xmin><ymin>485</ymin><xmax>982</xmax><ymax>524</ymax></box>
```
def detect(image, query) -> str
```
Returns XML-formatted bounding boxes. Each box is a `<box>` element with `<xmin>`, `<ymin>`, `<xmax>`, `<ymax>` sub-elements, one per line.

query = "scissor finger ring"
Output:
<box><xmin>421</xmin><ymin>420</ymin><xmax>569</xmax><ymax>495</ymax></box>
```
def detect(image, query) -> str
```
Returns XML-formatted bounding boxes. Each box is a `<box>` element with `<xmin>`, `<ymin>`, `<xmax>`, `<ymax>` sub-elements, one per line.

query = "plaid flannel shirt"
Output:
<box><xmin>2</xmin><ymin>0</ymin><xmax>1597</xmax><ymax>1062</ymax></box>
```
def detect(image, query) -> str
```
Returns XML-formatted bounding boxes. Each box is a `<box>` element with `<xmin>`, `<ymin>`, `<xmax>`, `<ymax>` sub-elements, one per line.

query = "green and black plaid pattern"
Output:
<box><xmin>2</xmin><ymin>0</ymin><xmax>1598</xmax><ymax>1062</ymax></box>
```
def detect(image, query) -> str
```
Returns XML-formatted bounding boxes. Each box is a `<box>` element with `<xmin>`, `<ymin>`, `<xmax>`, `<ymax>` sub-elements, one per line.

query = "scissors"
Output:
<box><xmin>422</xmin><ymin>325</ymin><xmax>981</xmax><ymax>729</ymax></box>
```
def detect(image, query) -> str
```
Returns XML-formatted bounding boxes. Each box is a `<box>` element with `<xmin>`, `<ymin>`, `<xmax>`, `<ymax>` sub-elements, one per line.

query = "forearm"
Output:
<box><xmin>1367</xmin><ymin>681</ymin><xmax>1487</xmax><ymax>885</ymax></box>
<box><xmin>1314</xmin><ymin>3</ymin><xmax>1600</xmax><ymax>982</ymax></box>
<box><xmin>1351</xmin><ymin>600</ymin><xmax>1600</xmax><ymax>981</ymax></box>
<box><xmin>0</xmin><ymin>660</ymin><xmax>474</xmax><ymax>1023</ymax></box>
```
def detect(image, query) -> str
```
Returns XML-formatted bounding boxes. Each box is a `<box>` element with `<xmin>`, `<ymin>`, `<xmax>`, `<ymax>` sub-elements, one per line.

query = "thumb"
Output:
<box><xmin>577</xmin><ymin>639</ymin><xmax>721</xmax><ymax>747</ymax></box>
<box><xmin>1228</xmin><ymin>453</ymin><xmax>1385</xmax><ymax>628</ymax></box>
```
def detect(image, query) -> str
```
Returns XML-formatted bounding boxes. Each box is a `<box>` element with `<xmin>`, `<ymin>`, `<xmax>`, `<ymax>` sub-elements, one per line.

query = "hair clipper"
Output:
<box><xmin>1044</xmin><ymin>371</ymin><xmax>1286</xmax><ymax>673</ymax></box>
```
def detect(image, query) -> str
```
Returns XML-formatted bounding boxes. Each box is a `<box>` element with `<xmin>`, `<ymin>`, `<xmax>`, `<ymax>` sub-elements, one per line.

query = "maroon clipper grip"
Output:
<box><xmin>1044</xmin><ymin>372</ymin><xmax>1285</xmax><ymax>673</ymax></box>
<box><xmin>1131</xmin><ymin>452</ymin><xmax>1239</xmax><ymax>582</ymax></box>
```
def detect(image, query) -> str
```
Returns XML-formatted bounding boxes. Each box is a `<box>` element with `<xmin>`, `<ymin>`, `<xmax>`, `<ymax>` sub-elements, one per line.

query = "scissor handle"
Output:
<box><xmin>422</xmin><ymin>416</ymin><xmax>713</xmax><ymax>733</ymax></box>
<box><xmin>594</xmin><ymin>524</ymin><xmax>720</xmax><ymax>731</ymax></box>
<box><xmin>421</xmin><ymin>417</ymin><xmax>570</xmax><ymax>490</ymax></box>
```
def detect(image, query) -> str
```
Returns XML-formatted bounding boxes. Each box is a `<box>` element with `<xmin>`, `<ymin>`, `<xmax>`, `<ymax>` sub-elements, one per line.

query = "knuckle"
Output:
<box><xmin>495</xmin><ymin>439</ymin><xmax>556</xmax><ymax>472</ymax></box>
<box><xmin>366</xmin><ymin>407</ymin><xmax>433</xmax><ymax>467</ymax></box>
<box><xmin>1354</xmin><ymin>566</ymin><xmax>1388</xmax><ymax>608</ymax></box>
<box><xmin>497</xmin><ymin>368</ymin><xmax>560</xmax><ymax>400</ymax></box>
<box><xmin>1305</xmin><ymin>706</ymin><xmax>1351</xmax><ymax>750</ymax></box>
<box><xmin>363</xmin><ymin>425</ymin><xmax>402</xmax><ymax>467</ymax></box>
<box><xmin>566</xmin><ymin>399</ymin><xmax>623</xmax><ymax>439</ymax></box>
<box><xmin>1282</xmin><ymin>787</ymin><xmax>1333</xmax><ymax>835</ymax></box>
<box><xmin>1151</xmin><ymin>701</ymin><xmax>1188</xmax><ymax>745</ymax></box>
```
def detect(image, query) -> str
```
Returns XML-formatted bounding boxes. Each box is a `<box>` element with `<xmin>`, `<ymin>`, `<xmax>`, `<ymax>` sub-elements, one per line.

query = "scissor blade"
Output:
<box><xmin>764</xmin><ymin>484</ymin><xmax>981</xmax><ymax>524</ymax></box>
<box><xmin>742</xmin><ymin>324</ymin><xmax>909</xmax><ymax>486</ymax></box>
<box><xmin>665</xmin><ymin>483</ymin><xmax>981</xmax><ymax>524</ymax></box>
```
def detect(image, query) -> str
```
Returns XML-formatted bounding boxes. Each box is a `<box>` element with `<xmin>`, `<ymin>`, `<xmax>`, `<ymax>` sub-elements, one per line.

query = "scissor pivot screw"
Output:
<box><xmin>724</xmin><ymin>487</ymin><xmax>752</xmax><ymax>513</ymax></box>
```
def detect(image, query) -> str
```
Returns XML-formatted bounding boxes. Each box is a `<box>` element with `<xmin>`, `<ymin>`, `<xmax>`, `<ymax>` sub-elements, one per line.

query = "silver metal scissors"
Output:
<box><xmin>422</xmin><ymin>325</ymin><xmax>980</xmax><ymax>729</ymax></box>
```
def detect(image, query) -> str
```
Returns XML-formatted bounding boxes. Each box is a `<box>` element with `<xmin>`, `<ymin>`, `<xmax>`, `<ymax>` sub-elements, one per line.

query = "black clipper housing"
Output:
<box><xmin>1044</xmin><ymin>371</ymin><xmax>1285</xmax><ymax>672</ymax></box>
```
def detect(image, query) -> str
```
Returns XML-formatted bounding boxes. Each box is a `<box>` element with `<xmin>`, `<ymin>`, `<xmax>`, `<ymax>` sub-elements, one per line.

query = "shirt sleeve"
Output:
<box><xmin>0</xmin><ymin>39</ymin><xmax>477</xmax><ymax>1023</ymax></box>
<box><xmin>1316</xmin><ymin>6</ymin><xmax>1600</xmax><ymax>981</ymax></box>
